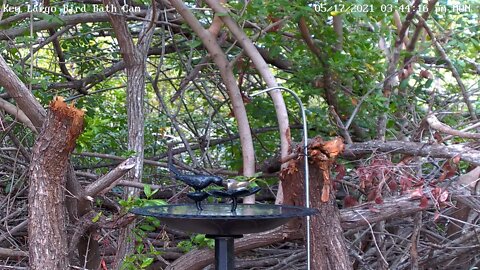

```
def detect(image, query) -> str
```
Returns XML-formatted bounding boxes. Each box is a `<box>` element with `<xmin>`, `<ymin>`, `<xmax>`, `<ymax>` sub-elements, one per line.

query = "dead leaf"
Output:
<box><xmin>419</xmin><ymin>195</ymin><xmax>429</xmax><ymax>208</ymax></box>
<box><xmin>387</xmin><ymin>180</ymin><xmax>398</xmax><ymax>191</ymax></box>
<box><xmin>408</xmin><ymin>187</ymin><xmax>423</xmax><ymax>199</ymax></box>
<box><xmin>334</xmin><ymin>163</ymin><xmax>346</xmax><ymax>181</ymax></box>
<box><xmin>351</xmin><ymin>97</ymin><xmax>358</xmax><ymax>105</ymax></box>
<box><xmin>343</xmin><ymin>195</ymin><xmax>358</xmax><ymax>208</ymax></box>
<box><xmin>439</xmin><ymin>189</ymin><xmax>449</xmax><ymax>202</ymax></box>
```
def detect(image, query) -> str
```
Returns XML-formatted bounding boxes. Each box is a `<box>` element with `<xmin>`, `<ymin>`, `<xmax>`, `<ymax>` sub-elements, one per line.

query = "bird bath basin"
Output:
<box><xmin>131</xmin><ymin>204</ymin><xmax>318</xmax><ymax>269</ymax></box>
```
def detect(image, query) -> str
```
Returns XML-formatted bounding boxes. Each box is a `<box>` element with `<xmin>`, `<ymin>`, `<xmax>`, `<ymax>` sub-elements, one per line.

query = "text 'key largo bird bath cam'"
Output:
<box><xmin>131</xmin><ymin>87</ymin><xmax>318</xmax><ymax>270</ymax></box>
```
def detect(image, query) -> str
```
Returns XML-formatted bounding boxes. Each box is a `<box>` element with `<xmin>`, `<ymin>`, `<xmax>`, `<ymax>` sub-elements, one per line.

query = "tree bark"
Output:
<box><xmin>343</xmin><ymin>140</ymin><xmax>480</xmax><ymax>167</ymax></box>
<box><xmin>0</xmin><ymin>54</ymin><xmax>46</xmax><ymax>129</ymax></box>
<box><xmin>281</xmin><ymin>136</ymin><xmax>351</xmax><ymax>270</ymax></box>
<box><xmin>28</xmin><ymin>97</ymin><xmax>84</xmax><ymax>269</ymax></box>
<box><xmin>102</xmin><ymin>0</ymin><xmax>157</xmax><ymax>267</ymax></box>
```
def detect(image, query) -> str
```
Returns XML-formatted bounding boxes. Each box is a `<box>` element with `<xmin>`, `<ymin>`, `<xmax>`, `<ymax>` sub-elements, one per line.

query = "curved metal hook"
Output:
<box><xmin>250</xmin><ymin>86</ymin><xmax>311</xmax><ymax>270</ymax></box>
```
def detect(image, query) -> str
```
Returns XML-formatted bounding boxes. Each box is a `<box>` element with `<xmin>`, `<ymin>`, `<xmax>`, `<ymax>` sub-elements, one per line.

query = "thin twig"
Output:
<box><xmin>355</xmin><ymin>210</ymin><xmax>389</xmax><ymax>266</ymax></box>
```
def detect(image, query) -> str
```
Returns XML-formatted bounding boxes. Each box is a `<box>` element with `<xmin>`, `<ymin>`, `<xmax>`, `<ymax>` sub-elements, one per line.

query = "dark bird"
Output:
<box><xmin>168</xmin><ymin>161</ymin><xmax>223</xmax><ymax>192</ymax></box>
<box><xmin>187</xmin><ymin>191</ymin><xmax>210</xmax><ymax>211</ymax></box>
<box><xmin>209</xmin><ymin>186</ymin><xmax>262</xmax><ymax>212</ymax></box>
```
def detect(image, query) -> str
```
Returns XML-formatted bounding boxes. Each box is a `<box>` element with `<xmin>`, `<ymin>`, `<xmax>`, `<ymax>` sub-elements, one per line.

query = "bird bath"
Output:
<box><xmin>131</xmin><ymin>203</ymin><xmax>317</xmax><ymax>270</ymax></box>
<box><xmin>133</xmin><ymin>87</ymin><xmax>317</xmax><ymax>269</ymax></box>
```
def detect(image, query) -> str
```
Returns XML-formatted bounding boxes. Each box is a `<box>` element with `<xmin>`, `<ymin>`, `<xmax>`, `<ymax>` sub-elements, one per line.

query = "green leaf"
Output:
<box><xmin>136</xmin><ymin>244</ymin><xmax>144</xmax><ymax>254</ymax></box>
<box><xmin>140</xmin><ymin>224</ymin><xmax>156</xmax><ymax>232</ymax></box>
<box><xmin>193</xmin><ymin>234</ymin><xmax>205</xmax><ymax>244</ymax></box>
<box><xmin>187</xmin><ymin>39</ymin><xmax>202</xmax><ymax>48</ymax></box>
<box><xmin>216</xmin><ymin>12</ymin><xmax>228</xmax><ymax>17</ymax></box>
<box><xmin>140</xmin><ymin>257</ymin><xmax>154</xmax><ymax>268</ymax></box>
<box><xmin>142</xmin><ymin>199</ymin><xmax>167</xmax><ymax>207</ymax></box>
<box><xmin>425</xmin><ymin>79</ymin><xmax>434</xmax><ymax>88</ymax></box>
<box><xmin>92</xmin><ymin>212</ymin><xmax>102</xmax><ymax>223</ymax></box>
<box><xmin>144</xmin><ymin>184</ymin><xmax>152</xmax><ymax>198</ymax></box>
<box><xmin>399</xmin><ymin>79</ymin><xmax>409</xmax><ymax>90</ymax></box>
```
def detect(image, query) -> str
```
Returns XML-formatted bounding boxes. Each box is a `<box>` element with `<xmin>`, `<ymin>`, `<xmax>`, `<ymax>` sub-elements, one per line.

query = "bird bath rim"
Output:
<box><xmin>131</xmin><ymin>204</ymin><xmax>318</xmax><ymax>236</ymax></box>
<box><xmin>131</xmin><ymin>203</ymin><xmax>318</xmax><ymax>220</ymax></box>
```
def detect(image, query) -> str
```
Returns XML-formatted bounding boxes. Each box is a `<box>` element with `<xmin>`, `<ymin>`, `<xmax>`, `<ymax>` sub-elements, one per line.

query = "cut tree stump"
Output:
<box><xmin>28</xmin><ymin>97</ymin><xmax>84</xmax><ymax>270</ymax></box>
<box><xmin>281</xmin><ymin>136</ymin><xmax>351</xmax><ymax>270</ymax></box>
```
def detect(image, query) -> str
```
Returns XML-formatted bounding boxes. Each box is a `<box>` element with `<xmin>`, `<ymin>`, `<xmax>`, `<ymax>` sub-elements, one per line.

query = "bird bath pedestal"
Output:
<box><xmin>131</xmin><ymin>204</ymin><xmax>317</xmax><ymax>270</ymax></box>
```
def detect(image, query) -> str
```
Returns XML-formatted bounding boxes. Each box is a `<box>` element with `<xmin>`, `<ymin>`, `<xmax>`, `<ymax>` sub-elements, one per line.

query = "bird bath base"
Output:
<box><xmin>131</xmin><ymin>204</ymin><xmax>318</xmax><ymax>270</ymax></box>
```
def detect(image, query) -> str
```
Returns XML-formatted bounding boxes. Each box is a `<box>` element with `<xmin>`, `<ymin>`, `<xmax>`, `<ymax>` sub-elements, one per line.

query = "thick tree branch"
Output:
<box><xmin>0</xmin><ymin>97</ymin><xmax>37</xmax><ymax>132</ymax></box>
<box><xmin>0</xmin><ymin>11</ymin><xmax>156</xmax><ymax>40</ymax></box>
<box><xmin>204</xmin><ymin>0</ymin><xmax>290</xmax><ymax>163</ymax></box>
<box><xmin>343</xmin><ymin>140</ymin><xmax>480</xmax><ymax>167</ymax></box>
<box><xmin>102</xmin><ymin>1</ymin><xmax>158</xmax><ymax>266</ymax></box>
<box><xmin>0</xmin><ymin>55</ymin><xmax>46</xmax><ymax>129</ymax></box>
<box><xmin>169</xmin><ymin>0</ymin><xmax>255</xmax><ymax>192</ymax></box>
<box><xmin>84</xmin><ymin>157</ymin><xmax>136</xmax><ymax>197</ymax></box>
<box><xmin>426</xmin><ymin>114</ymin><xmax>480</xmax><ymax>139</ymax></box>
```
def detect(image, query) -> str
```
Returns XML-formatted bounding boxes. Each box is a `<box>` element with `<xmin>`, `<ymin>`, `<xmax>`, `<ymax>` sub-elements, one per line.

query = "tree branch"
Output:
<box><xmin>426</xmin><ymin>114</ymin><xmax>480</xmax><ymax>139</ymax></box>
<box><xmin>83</xmin><ymin>157</ymin><xmax>136</xmax><ymax>197</ymax></box>
<box><xmin>0</xmin><ymin>97</ymin><xmax>37</xmax><ymax>132</ymax></box>
<box><xmin>0</xmin><ymin>11</ymin><xmax>153</xmax><ymax>40</ymax></box>
<box><xmin>0</xmin><ymin>55</ymin><xmax>46</xmax><ymax>129</ymax></box>
<box><xmin>169</xmin><ymin>0</ymin><xmax>255</xmax><ymax>191</ymax></box>
<box><xmin>343</xmin><ymin>140</ymin><xmax>480</xmax><ymax>166</ymax></box>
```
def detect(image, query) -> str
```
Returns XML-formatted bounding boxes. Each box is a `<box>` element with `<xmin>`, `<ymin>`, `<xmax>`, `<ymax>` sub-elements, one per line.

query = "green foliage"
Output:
<box><xmin>118</xmin><ymin>194</ymin><xmax>165</xmax><ymax>269</ymax></box>
<box><xmin>177</xmin><ymin>234</ymin><xmax>215</xmax><ymax>253</ymax></box>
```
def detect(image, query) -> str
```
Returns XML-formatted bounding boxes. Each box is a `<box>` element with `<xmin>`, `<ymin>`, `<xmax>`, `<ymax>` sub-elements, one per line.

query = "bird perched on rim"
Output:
<box><xmin>226</xmin><ymin>179</ymin><xmax>250</xmax><ymax>191</ymax></box>
<box><xmin>168</xmin><ymin>160</ymin><xmax>223</xmax><ymax>191</ymax></box>
<box><xmin>187</xmin><ymin>191</ymin><xmax>210</xmax><ymax>211</ymax></box>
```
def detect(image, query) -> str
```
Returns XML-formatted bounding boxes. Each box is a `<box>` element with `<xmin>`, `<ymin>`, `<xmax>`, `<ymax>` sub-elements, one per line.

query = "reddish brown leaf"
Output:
<box><xmin>101</xmin><ymin>259</ymin><xmax>108</xmax><ymax>270</ymax></box>
<box><xmin>419</xmin><ymin>195</ymin><xmax>429</xmax><ymax>208</ymax></box>
<box><xmin>433</xmin><ymin>131</ymin><xmax>443</xmax><ymax>143</ymax></box>
<box><xmin>400</xmin><ymin>176</ymin><xmax>412</xmax><ymax>192</ymax></box>
<box><xmin>408</xmin><ymin>187</ymin><xmax>423</xmax><ymax>199</ymax></box>
<box><xmin>335</xmin><ymin>164</ymin><xmax>346</xmax><ymax>181</ymax></box>
<box><xmin>439</xmin><ymin>189</ymin><xmax>449</xmax><ymax>203</ymax></box>
<box><xmin>420</xmin><ymin>69</ymin><xmax>433</xmax><ymax>79</ymax></box>
<box><xmin>367</xmin><ymin>190</ymin><xmax>376</xmax><ymax>201</ymax></box>
<box><xmin>374</xmin><ymin>196</ymin><xmax>384</xmax><ymax>204</ymax></box>
<box><xmin>452</xmin><ymin>155</ymin><xmax>461</xmax><ymax>164</ymax></box>
<box><xmin>439</xmin><ymin>161</ymin><xmax>458</xmax><ymax>181</ymax></box>
<box><xmin>343</xmin><ymin>195</ymin><xmax>358</xmax><ymax>208</ymax></box>
<box><xmin>387</xmin><ymin>180</ymin><xmax>398</xmax><ymax>191</ymax></box>
<box><xmin>351</xmin><ymin>97</ymin><xmax>358</xmax><ymax>105</ymax></box>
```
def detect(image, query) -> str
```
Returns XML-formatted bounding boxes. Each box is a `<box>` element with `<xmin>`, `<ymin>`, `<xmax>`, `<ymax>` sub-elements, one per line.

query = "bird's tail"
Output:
<box><xmin>168</xmin><ymin>160</ymin><xmax>181</xmax><ymax>176</ymax></box>
<box><xmin>168</xmin><ymin>145</ymin><xmax>180</xmax><ymax>177</ymax></box>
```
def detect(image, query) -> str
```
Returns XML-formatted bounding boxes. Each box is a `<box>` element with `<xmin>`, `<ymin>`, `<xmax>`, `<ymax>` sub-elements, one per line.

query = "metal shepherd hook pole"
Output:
<box><xmin>250</xmin><ymin>87</ymin><xmax>311</xmax><ymax>270</ymax></box>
